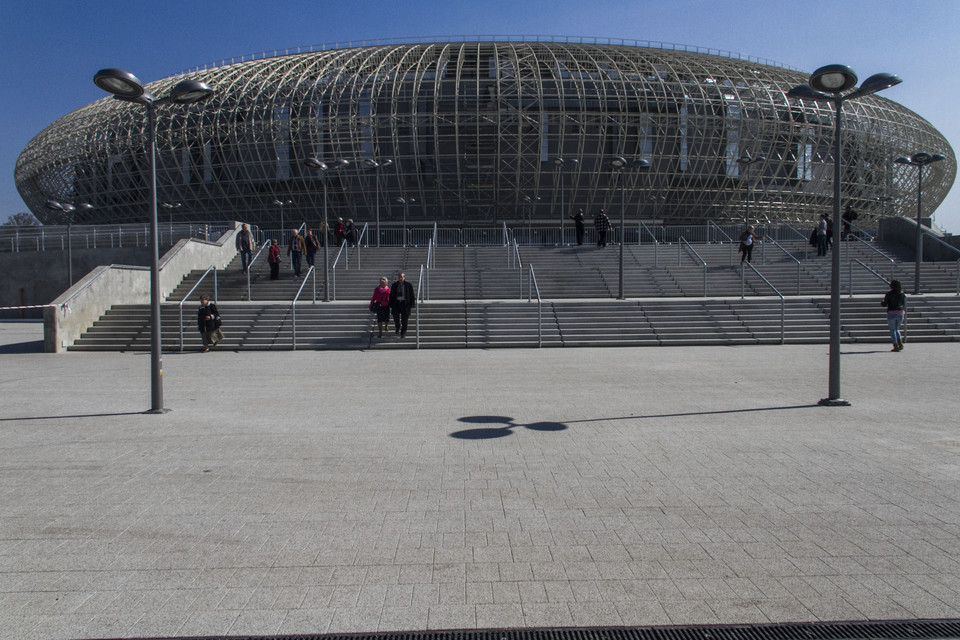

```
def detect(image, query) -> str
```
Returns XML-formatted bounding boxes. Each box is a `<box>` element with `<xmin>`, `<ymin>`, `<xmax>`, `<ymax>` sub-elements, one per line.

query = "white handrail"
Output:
<box><xmin>246</xmin><ymin>242</ymin><xmax>271</xmax><ymax>301</ymax></box>
<box><xmin>741</xmin><ymin>262</ymin><xmax>784</xmax><ymax>344</ymax></box>
<box><xmin>678</xmin><ymin>237</ymin><xmax>707</xmax><ymax>296</ymax></box>
<box><xmin>291</xmin><ymin>265</ymin><xmax>317</xmax><ymax>350</ymax></box>
<box><xmin>528</xmin><ymin>264</ymin><xmax>543</xmax><ymax>347</ymax></box>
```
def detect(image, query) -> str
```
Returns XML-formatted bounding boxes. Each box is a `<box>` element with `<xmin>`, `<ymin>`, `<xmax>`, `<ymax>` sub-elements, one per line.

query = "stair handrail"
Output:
<box><xmin>415</xmin><ymin>263</ymin><xmax>425</xmax><ymax>349</ymax></box>
<box><xmin>426</xmin><ymin>238</ymin><xmax>435</xmax><ymax>275</ymax></box>
<box><xmin>678</xmin><ymin>237</ymin><xmax>708</xmax><ymax>296</ymax></box>
<box><xmin>424</xmin><ymin>239</ymin><xmax>433</xmax><ymax>300</ymax></box>
<box><xmin>765</xmin><ymin>238</ymin><xmax>803</xmax><ymax>295</ymax></box>
<box><xmin>357</xmin><ymin>222</ymin><xmax>369</xmax><ymax>249</ymax></box>
<box><xmin>708</xmin><ymin>221</ymin><xmax>735</xmax><ymax>264</ymax></box>
<box><xmin>330</xmin><ymin>242</ymin><xmax>348</xmax><ymax>300</ymax></box>
<box><xmin>849</xmin><ymin>259</ymin><xmax>890</xmax><ymax>298</ymax></box>
<box><xmin>512</xmin><ymin>238</ymin><xmax>524</xmax><ymax>297</ymax></box>
<box><xmin>246</xmin><ymin>241</ymin><xmax>271</xmax><ymax>301</ymax></box>
<box><xmin>178</xmin><ymin>265</ymin><xmax>218</xmax><ymax>352</ymax></box>
<box><xmin>782</xmin><ymin>222</ymin><xmax>811</xmax><ymax>243</ymax></box>
<box><xmin>290</xmin><ymin>265</ymin><xmax>317</xmax><ymax>350</ymax></box>
<box><xmin>432</xmin><ymin>222</ymin><xmax>438</xmax><ymax>250</ymax></box>
<box><xmin>528</xmin><ymin>263</ymin><xmax>542</xmax><ymax>347</ymax></box>
<box><xmin>639</xmin><ymin>220</ymin><xmax>660</xmax><ymax>266</ymax></box>
<box><xmin>847</xmin><ymin>234</ymin><xmax>895</xmax><ymax>282</ymax></box>
<box><xmin>502</xmin><ymin>221</ymin><xmax>509</xmax><ymax>246</ymax></box>
<box><xmin>741</xmin><ymin>261</ymin><xmax>784</xmax><ymax>344</ymax></box>
<box><xmin>920</xmin><ymin>230</ymin><xmax>960</xmax><ymax>295</ymax></box>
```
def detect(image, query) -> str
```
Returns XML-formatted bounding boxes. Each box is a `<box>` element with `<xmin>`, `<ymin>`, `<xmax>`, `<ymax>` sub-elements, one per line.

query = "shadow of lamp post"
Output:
<box><xmin>94</xmin><ymin>68</ymin><xmax>214</xmax><ymax>414</ymax></box>
<box><xmin>788</xmin><ymin>64</ymin><xmax>901</xmax><ymax>407</ymax></box>
<box><xmin>895</xmin><ymin>152</ymin><xmax>945</xmax><ymax>295</ymax></box>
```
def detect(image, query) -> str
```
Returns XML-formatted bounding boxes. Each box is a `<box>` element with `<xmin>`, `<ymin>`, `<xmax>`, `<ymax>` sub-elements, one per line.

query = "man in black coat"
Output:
<box><xmin>197</xmin><ymin>294</ymin><xmax>223</xmax><ymax>352</ymax></box>
<box><xmin>389</xmin><ymin>272</ymin><xmax>416</xmax><ymax>337</ymax></box>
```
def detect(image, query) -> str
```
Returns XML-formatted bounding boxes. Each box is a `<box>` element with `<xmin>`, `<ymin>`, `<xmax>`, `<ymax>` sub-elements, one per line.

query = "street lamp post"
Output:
<box><xmin>788</xmin><ymin>64</ymin><xmax>901</xmax><ymax>407</ymax></box>
<box><xmin>94</xmin><ymin>68</ymin><xmax>214</xmax><ymax>414</ymax></box>
<box><xmin>46</xmin><ymin>200</ymin><xmax>93</xmax><ymax>286</ymax></box>
<box><xmin>895</xmin><ymin>152</ymin><xmax>945</xmax><ymax>294</ymax></box>
<box><xmin>304</xmin><ymin>158</ymin><xmax>349</xmax><ymax>301</ymax></box>
<box><xmin>551</xmin><ymin>158</ymin><xmax>578</xmax><ymax>245</ymax></box>
<box><xmin>396</xmin><ymin>197</ymin><xmax>416</xmax><ymax>247</ymax></box>
<box><xmin>363</xmin><ymin>158</ymin><xmax>393</xmax><ymax>246</ymax></box>
<box><xmin>161</xmin><ymin>202</ymin><xmax>181</xmax><ymax>241</ymax></box>
<box><xmin>737</xmin><ymin>153</ymin><xmax>766</xmax><ymax>226</ymax></box>
<box><xmin>610</xmin><ymin>157</ymin><xmax>650</xmax><ymax>299</ymax></box>
<box><xmin>272</xmin><ymin>199</ymin><xmax>293</xmax><ymax>238</ymax></box>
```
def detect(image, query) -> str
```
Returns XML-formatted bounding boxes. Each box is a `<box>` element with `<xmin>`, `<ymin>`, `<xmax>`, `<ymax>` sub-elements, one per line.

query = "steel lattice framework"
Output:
<box><xmin>15</xmin><ymin>38</ymin><xmax>955</xmax><ymax>227</ymax></box>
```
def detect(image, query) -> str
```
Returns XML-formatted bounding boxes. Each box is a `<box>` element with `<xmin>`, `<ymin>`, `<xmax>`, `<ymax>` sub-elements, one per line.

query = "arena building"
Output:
<box><xmin>14</xmin><ymin>37</ymin><xmax>955</xmax><ymax>234</ymax></box>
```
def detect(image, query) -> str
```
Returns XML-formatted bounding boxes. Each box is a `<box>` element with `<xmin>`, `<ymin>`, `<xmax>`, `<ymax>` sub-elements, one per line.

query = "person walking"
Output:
<box><xmin>288</xmin><ymin>228</ymin><xmax>305</xmax><ymax>276</ymax></box>
<box><xmin>571</xmin><ymin>208</ymin><xmax>585</xmax><ymax>245</ymax></box>
<box><xmin>738</xmin><ymin>225</ymin><xmax>759</xmax><ymax>264</ymax></box>
<box><xmin>816</xmin><ymin>214</ymin><xmax>829</xmax><ymax>257</ymax></box>
<box><xmin>334</xmin><ymin>218</ymin><xmax>345</xmax><ymax>246</ymax></box>
<box><xmin>197</xmin><ymin>294</ymin><xmax>223</xmax><ymax>352</ymax></box>
<box><xmin>344</xmin><ymin>219</ymin><xmax>358</xmax><ymax>247</ymax></box>
<box><xmin>369</xmin><ymin>276</ymin><xmax>392</xmax><ymax>338</ymax></box>
<box><xmin>881</xmin><ymin>279</ymin><xmax>907</xmax><ymax>352</ymax></box>
<box><xmin>267</xmin><ymin>239</ymin><xmax>281</xmax><ymax>280</ymax></box>
<box><xmin>594</xmin><ymin>209</ymin><xmax>610</xmax><ymax>248</ymax></box>
<box><xmin>235</xmin><ymin>223</ymin><xmax>255</xmax><ymax>273</ymax></box>
<box><xmin>305</xmin><ymin>228</ymin><xmax>320</xmax><ymax>268</ymax></box>
<box><xmin>389</xmin><ymin>271</ymin><xmax>416</xmax><ymax>338</ymax></box>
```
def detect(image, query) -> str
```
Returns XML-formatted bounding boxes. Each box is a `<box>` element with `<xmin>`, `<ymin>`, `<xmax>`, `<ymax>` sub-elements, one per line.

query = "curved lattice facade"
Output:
<box><xmin>15</xmin><ymin>38</ymin><xmax>955</xmax><ymax>228</ymax></box>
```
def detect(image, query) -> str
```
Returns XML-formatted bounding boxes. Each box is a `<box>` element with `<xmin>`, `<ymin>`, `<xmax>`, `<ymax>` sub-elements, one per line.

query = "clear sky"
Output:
<box><xmin>2</xmin><ymin>0</ymin><xmax>958</xmax><ymax>229</ymax></box>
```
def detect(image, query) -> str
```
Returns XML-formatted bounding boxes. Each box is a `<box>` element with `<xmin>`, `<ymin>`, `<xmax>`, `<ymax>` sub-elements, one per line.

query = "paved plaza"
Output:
<box><xmin>1</xmin><ymin>321</ymin><xmax>959</xmax><ymax>639</ymax></box>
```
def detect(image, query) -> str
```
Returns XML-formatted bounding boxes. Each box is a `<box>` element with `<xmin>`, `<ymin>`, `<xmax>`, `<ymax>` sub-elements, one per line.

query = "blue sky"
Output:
<box><xmin>2</xmin><ymin>0</ymin><xmax>958</xmax><ymax>230</ymax></box>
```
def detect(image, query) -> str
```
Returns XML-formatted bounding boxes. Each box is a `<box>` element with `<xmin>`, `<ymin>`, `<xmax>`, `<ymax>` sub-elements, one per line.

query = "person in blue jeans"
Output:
<box><xmin>881</xmin><ymin>279</ymin><xmax>906</xmax><ymax>352</ymax></box>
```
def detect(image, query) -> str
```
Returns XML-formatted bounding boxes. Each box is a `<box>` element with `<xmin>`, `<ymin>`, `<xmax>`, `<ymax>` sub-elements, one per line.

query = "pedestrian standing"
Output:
<box><xmin>881</xmin><ymin>279</ymin><xmax>907</xmax><ymax>352</ymax></box>
<box><xmin>571</xmin><ymin>208</ymin><xmax>585</xmax><ymax>245</ymax></box>
<box><xmin>268</xmin><ymin>239</ymin><xmax>281</xmax><ymax>280</ymax></box>
<box><xmin>594</xmin><ymin>209</ymin><xmax>610</xmax><ymax>248</ymax></box>
<box><xmin>236</xmin><ymin>223</ymin><xmax>255</xmax><ymax>273</ymax></box>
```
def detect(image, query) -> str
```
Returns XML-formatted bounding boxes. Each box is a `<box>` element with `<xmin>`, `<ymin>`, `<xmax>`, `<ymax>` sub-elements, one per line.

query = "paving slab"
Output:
<box><xmin>1</xmin><ymin>321</ymin><xmax>959</xmax><ymax>639</ymax></box>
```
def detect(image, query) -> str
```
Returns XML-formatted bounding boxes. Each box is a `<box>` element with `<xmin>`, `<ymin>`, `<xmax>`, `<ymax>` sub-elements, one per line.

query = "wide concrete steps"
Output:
<box><xmin>68</xmin><ymin>296</ymin><xmax>960</xmax><ymax>351</ymax></box>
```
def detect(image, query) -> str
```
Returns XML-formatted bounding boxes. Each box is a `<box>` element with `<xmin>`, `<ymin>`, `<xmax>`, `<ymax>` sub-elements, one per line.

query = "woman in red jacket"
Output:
<box><xmin>369</xmin><ymin>276</ymin><xmax>392</xmax><ymax>338</ymax></box>
<box><xmin>267</xmin><ymin>239</ymin><xmax>281</xmax><ymax>280</ymax></box>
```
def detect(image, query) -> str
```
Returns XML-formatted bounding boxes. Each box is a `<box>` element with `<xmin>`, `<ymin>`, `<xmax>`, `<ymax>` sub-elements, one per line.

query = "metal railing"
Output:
<box><xmin>290</xmin><ymin>265</ymin><xmax>317</xmax><ymax>350</ymax></box>
<box><xmin>415</xmin><ymin>263</ymin><xmax>425</xmax><ymax>348</ymax></box>
<box><xmin>639</xmin><ymin>220</ymin><xmax>660</xmax><ymax>266</ymax></box>
<box><xmin>708</xmin><ymin>221</ymin><xmax>735</xmax><ymax>264</ymax></box>
<box><xmin>741</xmin><ymin>261</ymin><xmax>784</xmax><ymax>344</ymax></box>
<box><xmin>766</xmin><ymin>238</ymin><xmax>803</xmax><ymax>295</ymax></box>
<box><xmin>246</xmin><ymin>242</ymin><xmax>271</xmax><ymax>301</ymax></box>
<box><xmin>921</xmin><ymin>231</ymin><xmax>960</xmax><ymax>295</ymax></box>
<box><xmin>0</xmin><ymin>223</ymin><xmax>230</xmax><ymax>253</ymax></box>
<box><xmin>847</xmin><ymin>234</ymin><xmax>895</xmax><ymax>283</ymax></box>
<box><xmin>527</xmin><ymin>264</ymin><xmax>543</xmax><ymax>347</ymax></box>
<box><xmin>179</xmin><ymin>266</ymin><xmax>218</xmax><ymax>351</ymax></box>
<box><xmin>678</xmin><ymin>237</ymin><xmax>707</xmax><ymax>296</ymax></box>
<box><xmin>849</xmin><ymin>259</ymin><xmax>890</xmax><ymax>297</ymax></box>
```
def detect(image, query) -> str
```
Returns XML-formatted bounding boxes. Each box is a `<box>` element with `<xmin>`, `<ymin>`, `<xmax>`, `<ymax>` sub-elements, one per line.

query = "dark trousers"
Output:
<box><xmin>597</xmin><ymin>230</ymin><xmax>607</xmax><ymax>247</ymax></box>
<box><xmin>306</xmin><ymin>251</ymin><xmax>316</xmax><ymax>268</ymax></box>
<box><xmin>575</xmin><ymin>224</ymin><xmax>584</xmax><ymax>245</ymax></box>
<box><xmin>291</xmin><ymin>251</ymin><xmax>302</xmax><ymax>275</ymax></box>
<box><xmin>269</xmin><ymin>261</ymin><xmax>280</xmax><ymax>279</ymax></box>
<box><xmin>239</xmin><ymin>250</ymin><xmax>252</xmax><ymax>272</ymax></box>
<box><xmin>740</xmin><ymin>244</ymin><xmax>753</xmax><ymax>263</ymax></box>
<box><xmin>392</xmin><ymin>304</ymin><xmax>411</xmax><ymax>335</ymax></box>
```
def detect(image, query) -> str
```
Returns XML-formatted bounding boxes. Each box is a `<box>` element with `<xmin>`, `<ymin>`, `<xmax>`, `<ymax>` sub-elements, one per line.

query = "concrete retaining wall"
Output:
<box><xmin>43</xmin><ymin>222</ymin><xmax>242</xmax><ymax>352</ymax></box>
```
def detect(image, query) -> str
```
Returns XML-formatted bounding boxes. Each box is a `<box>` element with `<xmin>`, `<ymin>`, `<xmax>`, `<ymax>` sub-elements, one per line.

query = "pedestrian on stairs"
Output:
<box><xmin>197</xmin><ymin>294</ymin><xmax>223</xmax><ymax>353</ymax></box>
<box><xmin>881</xmin><ymin>279</ymin><xmax>907</xmax><ymax>352</ymax></box>
<box><xmin>370</xmin><ymin>277</ymin><xmax>392</xmax><ymax>338</ymax></box>
<box><xmin>267</xmin><ymin>239</ymin><xmax>281</xmax><ymax>280</ymax></box>
<box><xmin>236</xmin><ymin>223</ymin><xmax>255</xmax><ymax>273</ymax></box>
<box><xmin>389</xmin><ymin>272</ymin><xmax>416</xmax><ymax>338</ymax></box>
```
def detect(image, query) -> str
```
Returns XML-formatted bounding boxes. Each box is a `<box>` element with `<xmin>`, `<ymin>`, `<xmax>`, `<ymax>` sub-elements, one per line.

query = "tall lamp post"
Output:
<box><xmin>46</xmin><ymin>200</ymin><xmax>93</xmax><ymax>286</ymax></box>
<box><xmin>94</xmin><ymin>68</ymin><xmax>213</xmax><ymax>414</ymax></box>
<box><xmin>272</xmin><ymin>199</ymin><xmax>293</xmax><ymax>238</ymax></box>
<box><xmin>304</xmin><ymin>158</ymin><xmax>349</xmax><ymax>300</ymax></box>
<box><xmin>363</xmin><ymin>158</ymin><xmax>393</xmax><ymax>246</ymax></box>
<box><xmin>610</xmin><ymin>157</ymin><xmax>650</xmax><ymax>299</ymax></box>
<box><xmin>895</xmin><ymin>152</ymin><xmax>945</xmax><ymax>295</ymax></box>
<box><xmin>395</xmin><ymin>197</ymin><xmax>415</xmax><ymax>247</ymax></box>
<box><xmin>788</xmin><ymin>64</ymin><xmax>901</xmax><ymax>407</ymax></box>
<box><xmin>737</xmin><ymin>152</ymin><xmax>766</xmax><ymax>226</ymax></box>
<box><xmin>551</xmin><ymin>157</ymin><xmax>578</xmax><ymax>245</ymax></box>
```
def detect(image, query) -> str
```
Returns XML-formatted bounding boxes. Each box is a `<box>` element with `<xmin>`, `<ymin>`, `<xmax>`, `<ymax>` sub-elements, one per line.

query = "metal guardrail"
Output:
<box><xmin>741</xmin><ymin>262</ymin><xmax>784</xmax><ymax>344</ymax></box>
<box><xmin>179</xmin><ymin>266</ymin><xmax>218</xmax><ymax>351</ymax></box>
<box><xmin>766</xmin><ymin>238</ymin><xmax>803</xmax><ymax>295</ymax></box>
<box><xmin>678</xmin><ymin>237</ymin><xmax>707</xmax><ymax>296</ymax></box>
<box><xmin>415</xmin><ymin>264</ymin><xmax>425</xmax><ymax>349</ymax></box>
<box><xmin>527</xmin><ymin>264</ymin><xmax>543</xmax><ymax>348</ymax></box>
<box><xmin>246</xmin><ymin>242</ymin><xmax>271</xmax><ymax>301</ymax></box>
<box><xmin>849</xmin><ymin>259</ymin><xmax>890</xmax><ymax>297</ymax></box>
<box><xmin>639</xmin><ymin>220</ymin><xmax>660</xmax><ymax>266</ymax></box>
<box><xmin>921</xmin><ymin>231</ymin><xmax>960</xmax><ymax>295</ymax></box>
<box><xmin>290</xmin><ymin>266</ymin><xmax>317</xmax><ymax>350</ymax></box>
<box><xmin>0</xmin><ymin>223</ymin><xmax>230</xmax><ymax>253</ymax></box>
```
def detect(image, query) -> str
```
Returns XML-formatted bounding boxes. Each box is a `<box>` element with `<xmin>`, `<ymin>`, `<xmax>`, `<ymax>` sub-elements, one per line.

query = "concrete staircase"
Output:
<box><xmin>68</xmin><ymin>241</ymin><xmax>960</xmax><ymax>351</ymax></box>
